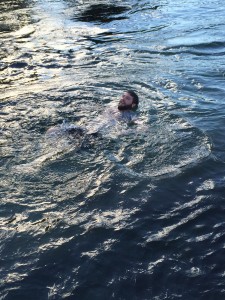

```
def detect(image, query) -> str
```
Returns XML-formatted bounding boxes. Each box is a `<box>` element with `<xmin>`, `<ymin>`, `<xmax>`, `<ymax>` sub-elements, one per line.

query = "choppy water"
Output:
<box><xmin>1</xmin><ymin>0</ymin><xmax>225</xmax><ymax>299</ymax></box>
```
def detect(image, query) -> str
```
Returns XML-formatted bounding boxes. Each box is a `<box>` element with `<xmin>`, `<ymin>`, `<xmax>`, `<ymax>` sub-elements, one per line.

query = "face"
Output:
<box><xmin>118</xmin><ymin>92</ymin><xmax>134</xmax><ymax>111</ymax></box>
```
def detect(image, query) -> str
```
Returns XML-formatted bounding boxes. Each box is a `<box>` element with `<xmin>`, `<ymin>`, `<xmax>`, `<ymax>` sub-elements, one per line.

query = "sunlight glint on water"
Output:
<box><xmin>1</xmin><ymin>0</ymin><xmax>225</xmax><ymax>299</ymax></box>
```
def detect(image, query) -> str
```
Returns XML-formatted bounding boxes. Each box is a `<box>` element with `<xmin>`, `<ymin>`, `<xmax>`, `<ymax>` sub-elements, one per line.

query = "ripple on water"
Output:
<box><xmin>1</xmin><ymin>0</ymin><xmax>224</xmax><ymax>299</ymax></box>
<box><xmin>7</xmin><ymin>104</ymin><xmax>211</xmax><ymax>184</ymax></box>
<box><xmin>104</xmin><ymin>112</ymin><xmax>211</xmax><ymax>179</ymax></box>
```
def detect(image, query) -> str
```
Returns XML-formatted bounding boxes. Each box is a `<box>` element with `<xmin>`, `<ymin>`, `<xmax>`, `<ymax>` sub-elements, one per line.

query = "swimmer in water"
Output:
<box><xmin>114</xmin><ymin>90</ymin><xmax>139</xmax><ymax>125</ymax></box>
<box><xmin>90</xmin><ymin>90</ymin><xmax>139</xmax><ymax>132</ymax></box>
<box><xmin>118</xmin><ymin>90</ymin><xmax>139</xmax><ymax>112</ymax></box>
<box><xmin>46</xmin><ymin>90</ymin><xmax>139</xmax><ymax>137</ymax></box>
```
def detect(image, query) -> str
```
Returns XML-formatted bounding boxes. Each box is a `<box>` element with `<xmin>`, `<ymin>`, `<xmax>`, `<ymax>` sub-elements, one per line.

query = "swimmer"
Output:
<box><xmin>91</xmin><ymin>90</ymin><xmax>139</xmax><ymax>130</ymax></box>
<box><xmin>46</xmin><ymin>90</ymin><xmax>139</xmax><ymax>136</ymax></box>
<box><xmin>118</xmin><ymin>90</ymin><xmax>139</xmax><ymax>112</ymax></box>
<box><xmin>46</xmin><ymin>122</ymin><xmax>85</xmax><ymax>137</ymax></box>
<box><xmin>114</xmin><ymin>90</ymin><xmax>139</xmax><ymax>125</ymax></box>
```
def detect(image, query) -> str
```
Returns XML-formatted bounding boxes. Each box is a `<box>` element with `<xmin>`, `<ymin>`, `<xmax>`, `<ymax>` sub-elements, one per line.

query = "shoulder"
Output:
<box><xmin>122</xmin><ymin>111</ymin><xmax>138</xmax><ymax>123</ymax></box>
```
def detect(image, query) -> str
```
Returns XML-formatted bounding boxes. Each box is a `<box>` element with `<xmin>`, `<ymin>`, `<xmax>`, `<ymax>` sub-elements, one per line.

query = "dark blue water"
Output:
<box><xmin>1</xmin><ymin>0</ymin><xmax>225</xmax><ymax>299</ymax></box>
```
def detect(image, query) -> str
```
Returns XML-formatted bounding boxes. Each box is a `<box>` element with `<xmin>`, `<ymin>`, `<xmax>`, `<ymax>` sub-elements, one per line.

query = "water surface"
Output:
<box><xmin>1</xmin><ymin>0</ymin><xmax>225</xmax><ymax>299</ymax></box>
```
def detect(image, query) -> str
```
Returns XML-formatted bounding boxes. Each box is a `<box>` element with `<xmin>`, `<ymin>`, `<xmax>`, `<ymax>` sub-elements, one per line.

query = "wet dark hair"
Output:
<box><xmin>127</xmin><ymin>90</ymin><xmax>139</xmax><ymax>108</ymax></box>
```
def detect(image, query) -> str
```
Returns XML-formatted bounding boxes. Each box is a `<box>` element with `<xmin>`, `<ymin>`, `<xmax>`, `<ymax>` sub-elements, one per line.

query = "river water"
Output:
<box><xmin>1</xmin><ymin>0</ymin><xmax>225</xmax><ymax>299</ymax></box>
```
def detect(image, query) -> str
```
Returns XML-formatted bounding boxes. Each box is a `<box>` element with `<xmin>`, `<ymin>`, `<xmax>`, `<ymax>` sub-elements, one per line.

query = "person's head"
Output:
<box><xmin>118</xmin><ymin>90</ymin><xmax>139</xmax><ymax>111</ymax></box>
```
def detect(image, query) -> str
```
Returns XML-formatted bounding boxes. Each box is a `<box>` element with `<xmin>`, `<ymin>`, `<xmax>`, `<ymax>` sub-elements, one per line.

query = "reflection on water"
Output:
<box><xmin>0</xmin><ymin>0</ymin><xmax>33</xmax><ymax>34</ymax></box>
<box><xmin>68</xmin><ymin>1</ymin><xmax>129</xmax><ymax>23</ymax></box>
<box><xmin>1</xmin><ymin>0</ymin><xmax>225</xmax><ymax>299</ymax></box>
